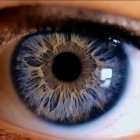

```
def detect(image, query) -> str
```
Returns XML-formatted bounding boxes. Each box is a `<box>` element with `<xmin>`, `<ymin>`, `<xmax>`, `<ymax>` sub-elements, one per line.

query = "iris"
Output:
<box><xmin>11</xmin><ymin>32</ymin><xmax>128</xmax><ymax>125</ymax></box>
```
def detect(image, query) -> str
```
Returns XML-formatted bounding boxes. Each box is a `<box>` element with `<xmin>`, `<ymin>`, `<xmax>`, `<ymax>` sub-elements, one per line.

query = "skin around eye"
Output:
<box><xmin>0</xmin><ymin>1</ymin><xmax>140</xmax><ymax>140</ymax></box>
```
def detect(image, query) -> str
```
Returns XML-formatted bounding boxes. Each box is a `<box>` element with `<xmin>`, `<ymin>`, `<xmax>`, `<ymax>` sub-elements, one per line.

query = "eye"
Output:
<box><xmin>0</xmin><ymin>5</ymin><xmax>140</xmax><ymax>140</ymax></box>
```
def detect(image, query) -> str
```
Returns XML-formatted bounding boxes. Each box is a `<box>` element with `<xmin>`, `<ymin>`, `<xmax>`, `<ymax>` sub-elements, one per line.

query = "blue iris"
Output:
<box><xmin>11</xmin><ymin>31</ymin><xmax>128</xmax><ymax>125</ymax></box>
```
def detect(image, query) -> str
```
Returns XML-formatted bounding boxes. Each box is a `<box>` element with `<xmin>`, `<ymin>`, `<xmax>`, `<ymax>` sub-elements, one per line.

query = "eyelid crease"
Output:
<box><xmin>0</xmin><ymin>4</ymin><xmax>140</xmax><ymax>48</ymax></box>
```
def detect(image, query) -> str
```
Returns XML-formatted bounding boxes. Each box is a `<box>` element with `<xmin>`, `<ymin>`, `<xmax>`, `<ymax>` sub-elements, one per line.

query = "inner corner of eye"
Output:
<box><xmin>10</xmin><ymin>22</ymin><xmax>130</xmax><ymax>126</ymax></box>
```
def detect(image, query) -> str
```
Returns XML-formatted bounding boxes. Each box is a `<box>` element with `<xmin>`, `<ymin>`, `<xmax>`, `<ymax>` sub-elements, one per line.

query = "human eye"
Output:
<box><xmin>0</xmin><ymin>4</ymin><xmax>140</xmax><ymax>140</ymax></box>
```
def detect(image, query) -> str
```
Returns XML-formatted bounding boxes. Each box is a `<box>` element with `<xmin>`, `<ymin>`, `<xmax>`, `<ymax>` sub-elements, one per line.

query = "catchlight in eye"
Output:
<box><xmin>11</xmin><ymin>31</ymin><xmax>128</xmax><ymax>125</ymax></box>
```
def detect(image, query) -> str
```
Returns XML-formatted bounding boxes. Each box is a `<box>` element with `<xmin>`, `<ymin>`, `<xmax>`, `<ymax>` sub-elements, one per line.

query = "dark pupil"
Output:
<box><xmin>52</xmin><ymin>52</ymin><xmax>82</xmax><ymax>82</ymax></box>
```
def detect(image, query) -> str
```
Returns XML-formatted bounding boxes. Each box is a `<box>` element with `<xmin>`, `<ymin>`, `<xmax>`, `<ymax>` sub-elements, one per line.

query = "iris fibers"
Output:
<box><xmin>11</xmin><ymin>32</ymin><xmax>128</xmax><ymax>125</ymax></box>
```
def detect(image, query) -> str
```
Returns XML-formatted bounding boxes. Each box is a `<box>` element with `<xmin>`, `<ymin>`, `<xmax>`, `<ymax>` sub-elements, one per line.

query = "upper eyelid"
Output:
<box><xmin>0</xmin><ymin>4</ymin><xmax>139</xmax><ymax>35</ymax></box>
<box><xmin>0</xmin><ymin>4</ymin><xmax>140</xmax><ymax>47</ymax></box>
<box><xmin>0</xmin><ymin>4</ymin><xmax>140</xmax><ymax>32</ymax></box>
<box><xmin>0</xmin><ymin>4</ymin><xmax>139</xmax><ymax>32</ymax></box>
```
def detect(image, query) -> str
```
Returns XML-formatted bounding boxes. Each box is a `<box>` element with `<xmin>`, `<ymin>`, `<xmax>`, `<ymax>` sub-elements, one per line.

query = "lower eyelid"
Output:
<box><xmin>0</xmin><ymin>120</ymin><xmax>60</xmax><ymax>140</ymax></box>
<box><xmin>0</xmin><ymin>125</ymin><xmax>139</xmax><ymax>140</ymax></box>
<box><xmin>0</xmin><ymin>128</ymin><xmax>31</xmax><ymax>140</ymax></box>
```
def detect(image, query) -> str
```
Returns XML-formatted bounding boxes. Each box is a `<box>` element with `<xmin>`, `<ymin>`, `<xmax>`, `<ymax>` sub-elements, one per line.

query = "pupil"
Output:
<box><xmin>52</xmin><ymin>52</ymin><xmax>82</xmax><ymax>82</ymax></box>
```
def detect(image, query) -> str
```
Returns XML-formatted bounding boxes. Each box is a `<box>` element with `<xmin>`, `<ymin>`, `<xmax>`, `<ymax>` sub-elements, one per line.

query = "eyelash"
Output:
<box><xmin>0</xmin><ymin>5</ymin><xmax>140</xmax><ymax>48</ymax></box>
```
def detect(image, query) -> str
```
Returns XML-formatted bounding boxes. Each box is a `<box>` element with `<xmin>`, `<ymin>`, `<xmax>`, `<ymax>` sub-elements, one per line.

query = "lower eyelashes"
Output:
<box><xmin>11</xmin><ymin>31</ymin><xmax>128</xmax><ymax>125</ymax></box>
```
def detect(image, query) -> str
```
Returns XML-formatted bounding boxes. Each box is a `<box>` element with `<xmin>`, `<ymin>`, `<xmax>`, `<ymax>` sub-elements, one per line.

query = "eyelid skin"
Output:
<box><xmin>0</xmin><ymin>120</ymin><xmax>62</xmax><ymax>140</ymax></box>
<box><xmin>0</xmin><ymin>2</ymin><xmax>140</xmax><ymax>140</ymax></box>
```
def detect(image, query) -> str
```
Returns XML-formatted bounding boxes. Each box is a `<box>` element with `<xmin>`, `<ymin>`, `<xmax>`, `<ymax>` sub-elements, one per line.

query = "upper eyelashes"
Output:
<box><xmin>0</xmin><ymin>5</ymin><xmax>140</xmax><ymax>48</ymax></box>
